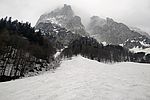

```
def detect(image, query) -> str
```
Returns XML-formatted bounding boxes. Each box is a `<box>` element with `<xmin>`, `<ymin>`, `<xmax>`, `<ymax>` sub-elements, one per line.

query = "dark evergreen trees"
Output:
<box><xmin>145</xmin><ymin>54</ymin><xmax>150</xmax><ymax>63</ymax></box>
<box><xmin>61</xmin><ymin>37</ymin><xmax>131</xmax><ymax>63</ymax></box>
<box><xmin>61</xmin><ymin>36</ymin><xmax>150</xmax><ymax>64</ymax></box>
<box><xmin>0</xmin><ymin>17</ymin><xmax>56</xmax><ymax>81</ymax></box>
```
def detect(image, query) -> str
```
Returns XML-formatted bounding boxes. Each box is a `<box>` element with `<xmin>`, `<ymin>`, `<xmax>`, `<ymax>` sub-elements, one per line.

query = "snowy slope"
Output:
<box><xmin>130</xmin><ymin>47</ymin><xmax>150</xmax><ymax>54</ymax></box>
<box><xmin>0</xmin><ymin>56</ymin><xmax>150</xmax><ymax>100</ymax></box>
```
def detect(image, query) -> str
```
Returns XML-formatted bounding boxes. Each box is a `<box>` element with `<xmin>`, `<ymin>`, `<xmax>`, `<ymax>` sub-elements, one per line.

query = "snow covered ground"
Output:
<box><xmin>0</xmin><ymin>55</ymin><xmax>150</xmax><ymax>100</ymax></box>
<box><xmin>130</xmin><ymin>47</ymin><xmax>150</xmax><ymax>54</ymax></box>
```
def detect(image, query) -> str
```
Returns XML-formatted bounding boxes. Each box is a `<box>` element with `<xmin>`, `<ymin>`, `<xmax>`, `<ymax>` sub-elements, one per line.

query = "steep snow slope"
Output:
<box><xmin>0</xmin><ymin>56</ymin><xmax>150</xmax><ymax>100</ymax></box>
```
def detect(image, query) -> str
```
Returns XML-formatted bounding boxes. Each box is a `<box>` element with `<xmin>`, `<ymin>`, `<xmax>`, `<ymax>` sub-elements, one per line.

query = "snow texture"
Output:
<box><xmin>102</xmin><ymin>41</ymin><xmax>107</xmax><ymax>46</ymax></box>
<box><xmin>130</xmin><ymin>47</ymin><xmax>150</xmax><ymax>54</ymax></box>
<box><xmin>54</xmin><ymin>51</ymin><xmax>61</xmax><ymax>58</ymax></box>
<box><xmin>0</xmin><ymin>55</ymin><xmax>150</xmax><ymax>100</ymax></box>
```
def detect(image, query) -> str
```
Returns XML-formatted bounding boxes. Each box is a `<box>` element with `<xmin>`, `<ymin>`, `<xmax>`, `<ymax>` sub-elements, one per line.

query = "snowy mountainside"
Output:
<box><xmin>36</xmin><ymin>22</ymin><xmax>81</xmax><ymax>49</ymax></box>
<box><xmin>0</xmin><ymin>55</ymin><xmax>150</xmax><ymax>100</ymax></box>
<box><xmin>123</xmin><ymin>37</ymin><xmax>150</xmax><ymax>49</ymax></box>
<box><xmin>87</xmin><ymin>16</ymin><xmax>150</xmax><ymax>49</ymax></box>
<box><xmin>130</xmin><ymin>47</ymin><xmax>150</xmax><ymax>54</ymax></box>
<box><xmin>36</xmin><ymin>4</ymin><xmax>87</xmax><ymax>36</ymax></box>
<box><xmin>36</xmin><ymin>4</ymin><xmax>150</xmax><ymax>50</ymax></box>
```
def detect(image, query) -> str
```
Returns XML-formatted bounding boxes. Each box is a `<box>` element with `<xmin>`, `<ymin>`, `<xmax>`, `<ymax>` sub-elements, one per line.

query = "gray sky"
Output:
<box><xmin>0</xmin><ymin>0</ymin><xmax>150</xmax><ymax>34</ymax></box>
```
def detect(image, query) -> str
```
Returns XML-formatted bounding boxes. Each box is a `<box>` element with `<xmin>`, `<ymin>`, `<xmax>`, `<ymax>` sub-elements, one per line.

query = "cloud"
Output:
<box><xmin>0</xmin><ymin>0</ymin><xmax>149</xmax><ymax>33</ymax></box>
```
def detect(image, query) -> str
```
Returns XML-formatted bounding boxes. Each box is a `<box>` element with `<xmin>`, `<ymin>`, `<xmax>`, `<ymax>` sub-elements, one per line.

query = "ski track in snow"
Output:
<box><xmin>0</xmin><ymin>55</ymin><xmax>150</xmax><ymax>100</ymax></box>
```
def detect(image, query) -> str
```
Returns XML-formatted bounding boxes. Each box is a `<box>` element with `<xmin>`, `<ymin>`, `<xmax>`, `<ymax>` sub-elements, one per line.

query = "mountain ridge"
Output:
<box><xmin>87</xmin><ymin>16</ymin><xmax>150</xmax><ymax>49</ymax></box>
<box><xmin>36</xmin><ymin>4</ymin><xmax>87</xmax><ymax>36</ymax></box>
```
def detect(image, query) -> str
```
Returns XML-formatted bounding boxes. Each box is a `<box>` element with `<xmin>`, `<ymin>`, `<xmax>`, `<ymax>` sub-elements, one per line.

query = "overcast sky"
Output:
<box><xmin>0</xmin><ymin>0</ymin><xmax>150</xmax><ymax>33</ymax></box>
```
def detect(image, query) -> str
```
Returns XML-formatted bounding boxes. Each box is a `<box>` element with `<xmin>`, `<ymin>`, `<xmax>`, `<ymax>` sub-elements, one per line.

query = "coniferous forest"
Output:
<box><xmin>61</xmin><ymin>37</ymin><xmax>150</xmax><ymax>63</ymax></box>
<box><xmin>0</xmin><ymin>17</ymin><xmax>56</xmax><ymax>81</ymax></box>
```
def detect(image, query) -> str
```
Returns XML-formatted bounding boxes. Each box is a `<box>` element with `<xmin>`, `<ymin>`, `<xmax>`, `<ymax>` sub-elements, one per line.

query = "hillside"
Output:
<box><xmin>0</xmin><ymin>17</ymin><xmax>57</xmax><ymax>81</ymax></box>
<box><xmin>87</xmin><ymin>16</ymin><xmax>150</xmax><ymax>49</ymax></box>
<box><xmin>0</xmin><ymin>55</ymin><xmax>150</xmax><ymax>100</ymax></box>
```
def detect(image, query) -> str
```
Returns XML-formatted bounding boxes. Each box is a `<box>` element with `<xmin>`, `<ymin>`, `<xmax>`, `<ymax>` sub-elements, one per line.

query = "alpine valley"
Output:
<box><xmin>0</xmin><ymin>3</ymin><xmax>150</xmax><ymax>100</ymax></box>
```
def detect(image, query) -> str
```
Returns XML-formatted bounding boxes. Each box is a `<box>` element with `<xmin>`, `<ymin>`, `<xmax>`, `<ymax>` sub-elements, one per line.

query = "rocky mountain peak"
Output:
<box><xmin>91</xmin><ymin>16</ymin><xmax>100</xmax><ymax>20</ymax></box>
<box><xmin>36</xmin><ymin>4</ymin><xmax>87</xmax><ymax>36</ymax></box>
<box><xmin>87</xmin><ymin>16</ymin><xmax>150</xmax><ymax>48</ymax></box>
<box><xmin>53</xmin><ymin>4</ymin><xmax>74</xmax><ymax>17</ymax></box>
<box><xmin>63</xmin><ymin>4</ymin><xmax>72</xmax><ymax>12</ymax></box>
<box><xmin>87</xmin><ymin>16</ymin><xmax>106</xmax><ymax>30</ymax></box>
<box><xmin>106</xmin><ymin>17</ymin><xmax>114</xmax><ymax>23</ymax></box>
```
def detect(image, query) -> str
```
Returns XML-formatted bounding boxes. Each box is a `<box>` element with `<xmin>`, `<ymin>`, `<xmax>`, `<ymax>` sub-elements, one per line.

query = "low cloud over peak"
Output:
<box><xmin>0</xmin><ymin>0</ymin><xmax>149</xmax><ymax>34</ymax></box>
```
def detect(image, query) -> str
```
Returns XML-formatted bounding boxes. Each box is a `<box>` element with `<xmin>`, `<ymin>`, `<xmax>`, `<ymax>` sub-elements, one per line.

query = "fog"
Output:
<box><xmin>0</xmin><ymin>0</ymin><xmax>150</xmax><ymax>33</ymax></box>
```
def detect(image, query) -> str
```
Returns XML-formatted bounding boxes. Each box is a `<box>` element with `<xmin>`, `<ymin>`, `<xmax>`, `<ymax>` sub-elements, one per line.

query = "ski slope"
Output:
<box><xmin>0</xmin><ymin>55</ymin><xmax>150</xmax><ymax>100</ymax></box>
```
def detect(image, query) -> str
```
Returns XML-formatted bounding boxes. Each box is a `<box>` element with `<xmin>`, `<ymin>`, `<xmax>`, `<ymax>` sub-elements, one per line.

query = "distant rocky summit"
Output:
<box><xmin>87</xmin><ymin>16</ymin><xmax>150</xmax><ymax>49</ymax></box>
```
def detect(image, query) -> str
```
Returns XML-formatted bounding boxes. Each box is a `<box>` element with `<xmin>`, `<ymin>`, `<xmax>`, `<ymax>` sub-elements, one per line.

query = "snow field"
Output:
<box><xmin>0</xmin><ymin>55</ymin><xmax>150</xmax><ymax>100</ymax></box>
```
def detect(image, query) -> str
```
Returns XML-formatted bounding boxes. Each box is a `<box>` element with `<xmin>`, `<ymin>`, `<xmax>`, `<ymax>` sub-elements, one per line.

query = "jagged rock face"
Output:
<box><xmin>36</xmin><ymin>5</ymin><xmax>150</xmax><ymax>49</ymax></box>
<box><xmin>36</xmin><ymin>22</ymin><xmax>81</xmax><ymax>49</ymax></box>
<box><xmin>87</xmin><ymin>16</ymin><xmax>150</xmax><ymax>48</ymax></box>
<box><xmin>36</xmin><ymin>4</ymin><xmax>87</xmax><ymax>36</ymax></box>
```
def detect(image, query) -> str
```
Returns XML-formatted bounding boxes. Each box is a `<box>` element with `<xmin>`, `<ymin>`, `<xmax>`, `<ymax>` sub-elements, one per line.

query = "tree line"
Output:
<box><xmin>0</xmin><ymin>17</ymin><xmax>56</xmax><ymax>82</ymax></box>
<box><xmin>61</xmin><ymin>37</ymin><xmax>150</xmax><ymax>63</ymax></box>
